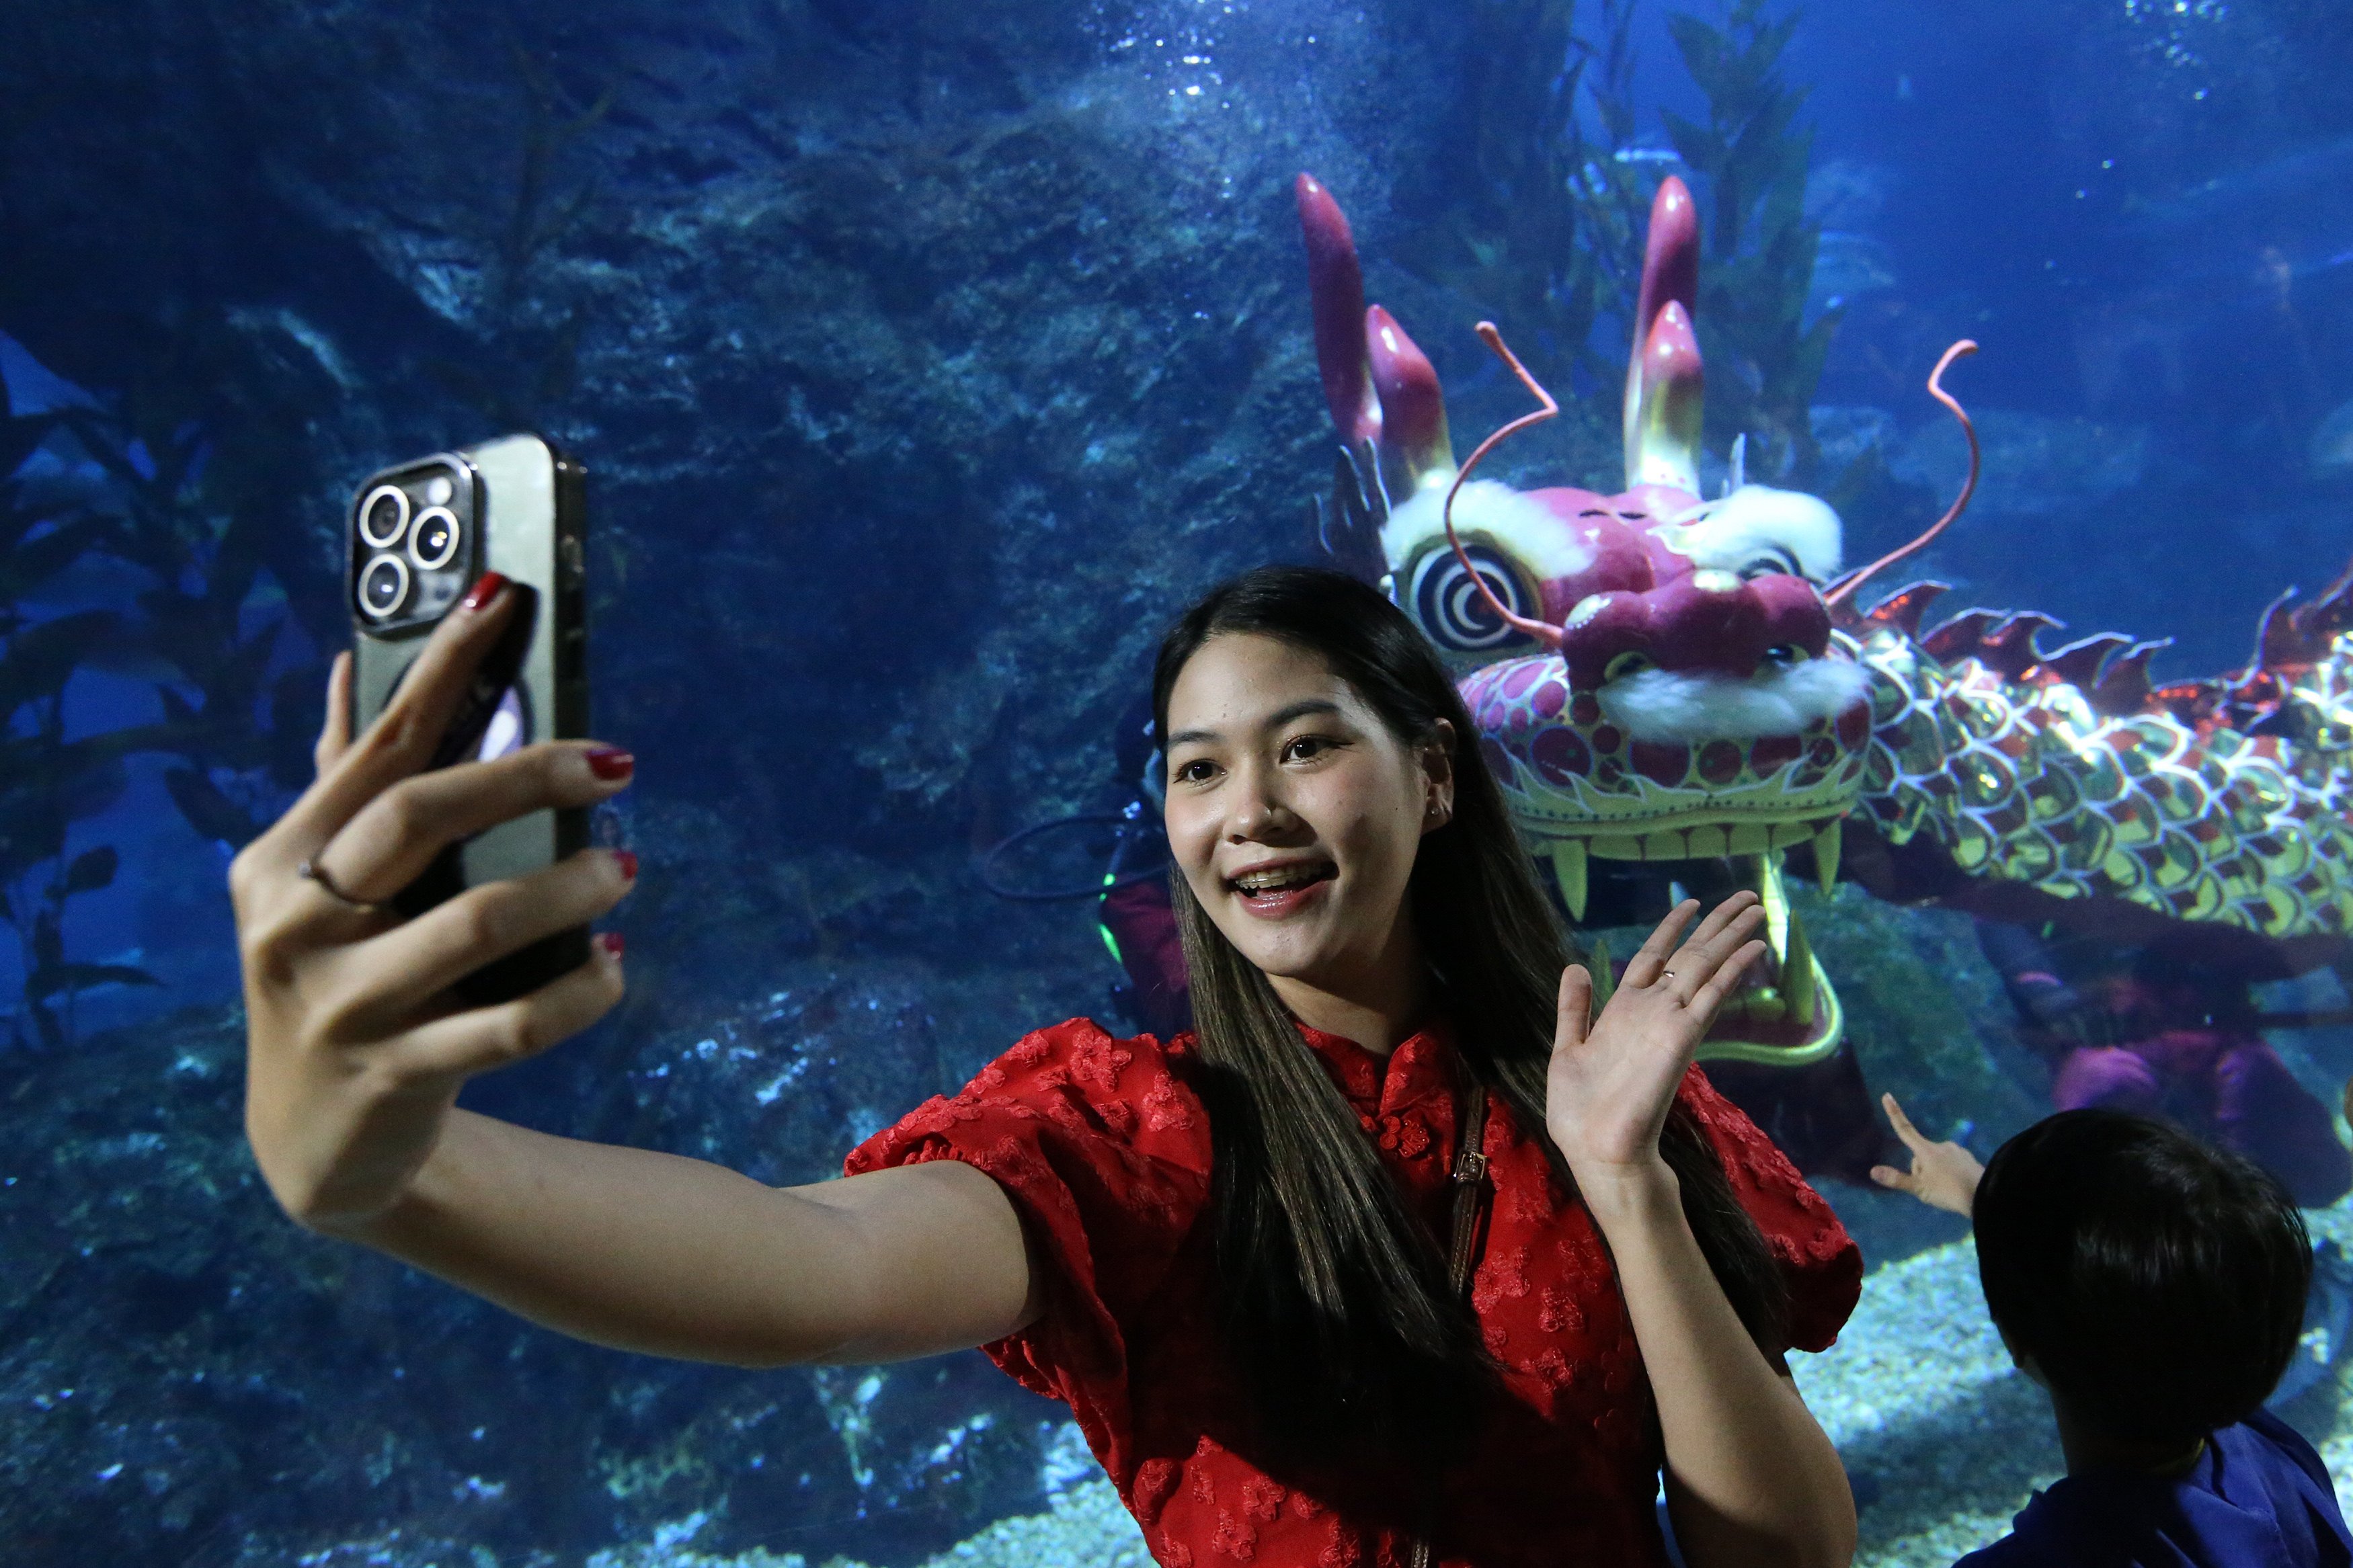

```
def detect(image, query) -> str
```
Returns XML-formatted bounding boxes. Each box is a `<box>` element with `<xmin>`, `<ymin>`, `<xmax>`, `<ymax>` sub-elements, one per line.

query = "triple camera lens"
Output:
<box><xmin>354</xmin><ymin>467</ymin><xmax>466</xmax><ymax>624</ymax></box>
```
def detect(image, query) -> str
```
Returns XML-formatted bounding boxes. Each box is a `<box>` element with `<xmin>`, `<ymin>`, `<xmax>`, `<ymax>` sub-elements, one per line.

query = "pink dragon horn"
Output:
<box><xmin>1295</xmin><ymin>173</ymin><xmax>1383</xmax><ymax>449</ymax></box>
<box><xmin>1622</xmin><ymin>177</ymin><xmax>1704</xmax><ymax>493</ymax></box>
<box><xmin>1627</xmin><ymin>301</ymin><xmax>1705</xmax><ymax>493</ymax></box>
<box><xmin>1365</xmin><ymin>304</ymin><xmax>1454</xmax><ymax>493</ymax></box>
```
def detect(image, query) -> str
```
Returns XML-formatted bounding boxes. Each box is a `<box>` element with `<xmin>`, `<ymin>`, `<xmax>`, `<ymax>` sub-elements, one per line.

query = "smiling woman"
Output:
<box><xmin>235</xmin><ymin>563</ymin><xmax>1861</xmax><ymax>1568</ymax></box>
<box><xmin>1072</xmin><ymin>565</ymin><xmax>1860</xmax><ymax>1566</ymax></box>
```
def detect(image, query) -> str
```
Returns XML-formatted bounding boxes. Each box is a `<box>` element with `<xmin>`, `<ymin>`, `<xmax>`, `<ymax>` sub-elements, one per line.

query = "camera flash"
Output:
<box><xmin>426</xmin><ymin>474</ymin><xmax>455</xmax><ymax>506</ymax></box>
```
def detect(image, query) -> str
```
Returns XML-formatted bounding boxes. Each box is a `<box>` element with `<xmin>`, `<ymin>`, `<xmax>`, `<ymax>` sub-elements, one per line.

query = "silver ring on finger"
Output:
<box><xmin>298</xmin><ymin>857</ymin><xmax>396</xmax><ymax>915</ymax></box>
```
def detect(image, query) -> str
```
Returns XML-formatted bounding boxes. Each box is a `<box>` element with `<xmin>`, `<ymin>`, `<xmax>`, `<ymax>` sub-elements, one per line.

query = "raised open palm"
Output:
<box><xmin>1544</xmin><ymin>894</ymin><xmax>1767</xmax><ymax>1182</ymax></box>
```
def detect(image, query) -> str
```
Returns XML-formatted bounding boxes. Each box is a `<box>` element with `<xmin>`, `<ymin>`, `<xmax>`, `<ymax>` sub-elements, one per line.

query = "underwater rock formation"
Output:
<box><xmin>0</xmin><ymin>1</ymin><xmax>1437</xmax><ymax>1014</ymax></box>
<box><xmin>0</xmin><ymin>0</ymin><xmax>1877</xmax><ymax>925</ymax></box>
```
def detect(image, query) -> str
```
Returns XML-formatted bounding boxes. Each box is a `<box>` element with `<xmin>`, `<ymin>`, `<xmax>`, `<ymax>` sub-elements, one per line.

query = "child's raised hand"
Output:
<box><xmin>1869</xmin><ymin>1092</ymin><xmax>1984</xmax><ymax>1217</ymax></box>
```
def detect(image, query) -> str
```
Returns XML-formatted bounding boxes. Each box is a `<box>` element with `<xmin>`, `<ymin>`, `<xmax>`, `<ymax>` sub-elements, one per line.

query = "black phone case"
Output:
<box><xmin>347</xmin><ymin>434</ymin><xmax>590</xmax><ymax>1005</ymax></box>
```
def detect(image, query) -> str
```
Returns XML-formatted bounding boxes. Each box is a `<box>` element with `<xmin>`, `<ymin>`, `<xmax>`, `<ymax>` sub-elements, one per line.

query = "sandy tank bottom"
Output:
<box><xmin>580</xmin><ymin>1198</ymin><xmax>2353</xmax><ymax>1568</ymax></box>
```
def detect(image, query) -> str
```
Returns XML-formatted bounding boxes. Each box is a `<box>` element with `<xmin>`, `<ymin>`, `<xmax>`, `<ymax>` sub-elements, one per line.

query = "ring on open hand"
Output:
<box><xmin>298</xmin><ymin>858</ymin><xmax>391</xmax><ymax>915</ymax></box>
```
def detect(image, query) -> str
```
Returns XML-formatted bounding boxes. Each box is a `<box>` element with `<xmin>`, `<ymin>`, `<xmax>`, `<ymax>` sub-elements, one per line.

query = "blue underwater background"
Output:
<box><xmin>7</xmin><ymin>0</ymin><xmax>2353</xmax><ymax>1563</ymax></box>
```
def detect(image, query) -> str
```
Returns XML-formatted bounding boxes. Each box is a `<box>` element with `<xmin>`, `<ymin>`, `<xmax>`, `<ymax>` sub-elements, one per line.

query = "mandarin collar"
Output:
<box><xmin>1292</xmin><ymin>1018</ymin><xmax>1460</xmax><ymax>1118</ymax></box>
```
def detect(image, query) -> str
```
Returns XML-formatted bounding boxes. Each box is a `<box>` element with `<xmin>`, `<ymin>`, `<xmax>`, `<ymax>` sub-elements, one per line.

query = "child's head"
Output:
<box><xmin>1975</xmin><ymin>1109</ymin><xmax>2311</xmax><ymax>1450</ymax></box>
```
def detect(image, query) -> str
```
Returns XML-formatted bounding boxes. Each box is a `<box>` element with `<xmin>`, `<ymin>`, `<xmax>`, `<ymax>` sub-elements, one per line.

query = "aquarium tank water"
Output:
<box><xmin>6</xmin><ymin>0</ymin><xmax>2353</xmax><ymax>1563</ymax></box>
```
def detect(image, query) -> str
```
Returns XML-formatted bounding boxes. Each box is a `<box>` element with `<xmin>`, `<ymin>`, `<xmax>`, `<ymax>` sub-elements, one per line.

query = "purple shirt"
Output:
<box><xmin>1956</xmin><ymin>1411</ymin><xmax>2350</xmax><ymax>1568</ymax></box>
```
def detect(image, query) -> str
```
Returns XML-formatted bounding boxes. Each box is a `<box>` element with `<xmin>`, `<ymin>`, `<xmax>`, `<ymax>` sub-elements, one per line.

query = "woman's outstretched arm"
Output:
<box><xmin>345</xmin><ymin>1115</ymin><xmax>1040</xmax><ymax>1366</ymax></box>
<box><xmin>235</xmin><ymin>582</ymin><xmax>1037</xmax><ymax>1370</ymax></box>
<box><xmin>1546</xmin><ymin>896</ymin><xmax>1857</xmax><ymax>1568</ymax></box>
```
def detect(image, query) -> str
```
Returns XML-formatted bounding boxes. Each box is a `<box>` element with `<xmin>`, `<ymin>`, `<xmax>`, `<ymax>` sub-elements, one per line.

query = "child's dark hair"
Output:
<box><xmin>1974</xmin><ymin>1109</ymin><xmax>2311</xmax><ymax>1448</ymax></box>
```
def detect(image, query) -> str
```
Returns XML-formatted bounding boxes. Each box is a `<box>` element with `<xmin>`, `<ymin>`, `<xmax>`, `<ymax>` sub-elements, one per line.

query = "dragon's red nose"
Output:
<box><xmin>1557</xmin><ymin>572</ymin><xmax>1831</xmax><ymax>687</ymax></box>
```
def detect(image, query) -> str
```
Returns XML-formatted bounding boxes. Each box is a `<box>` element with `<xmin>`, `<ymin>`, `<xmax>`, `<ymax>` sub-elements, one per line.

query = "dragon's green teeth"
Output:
<box><xmin>1813</xmin><ymin>819</ymin><xmax>1842</xmax><ymax>891</ymax></box>
<box><xmin>1551</xmin><ymin>839</ymin><xmax>1589</xmax><ymax>922</ymax></box>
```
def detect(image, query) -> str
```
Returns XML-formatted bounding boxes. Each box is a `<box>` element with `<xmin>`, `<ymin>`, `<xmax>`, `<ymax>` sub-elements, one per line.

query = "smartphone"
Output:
<box><xmin>346</xmin><ymin>433</ymin><xmax>590</xmax><ymax>1004</ymax></box>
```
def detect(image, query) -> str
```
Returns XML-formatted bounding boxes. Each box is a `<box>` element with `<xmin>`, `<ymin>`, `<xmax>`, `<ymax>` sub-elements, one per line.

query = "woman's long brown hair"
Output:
<box><xmin>1152</xmin><ymin>565</ymin><xmax>1788</xmax><ymax>1468</ymax></box>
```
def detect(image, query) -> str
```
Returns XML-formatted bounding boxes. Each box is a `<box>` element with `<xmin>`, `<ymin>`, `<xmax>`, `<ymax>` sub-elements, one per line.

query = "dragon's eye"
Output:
<box><xmin>1408</xmin><ymin>544</ymin><xmax>1538</xmax><ymax>652</ymax></box>
<box><xmin>1603</xmin><ymin>651</ymin><xmax>1656</xmax><ymax>683</ymax></box>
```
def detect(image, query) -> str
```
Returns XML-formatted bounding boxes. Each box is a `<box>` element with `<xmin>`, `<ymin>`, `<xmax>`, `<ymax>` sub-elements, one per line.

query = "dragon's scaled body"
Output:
<box><xmin>1853</xmin><ymin>584</ymin><xmax>2353</xmax><ymax>940</ymax></box>
<box><xmin>1294</xmin><ymin>172</ymin><xmax>2353</xmax><ymax>1075</ymax></box>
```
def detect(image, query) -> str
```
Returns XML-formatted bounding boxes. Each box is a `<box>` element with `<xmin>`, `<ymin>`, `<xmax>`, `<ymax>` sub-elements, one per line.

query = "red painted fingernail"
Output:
<box><xmin>461</xmin><ymin>571</ymin><xmax>510</xmax><ymax>612</ymax></box>
<box><xmin>613</xmin><ymin>849</ymin><xmax>638</xmax><ymax>880</ymax></box>
<box><xmin>586</xmin><ymin>745</ymin><xmax>635</xmax><ymax>780</ymax></box>
<box><xmin>598</xmin><ymin>932</ymin><xmax>625</xmax><ymax>958</ymax></box>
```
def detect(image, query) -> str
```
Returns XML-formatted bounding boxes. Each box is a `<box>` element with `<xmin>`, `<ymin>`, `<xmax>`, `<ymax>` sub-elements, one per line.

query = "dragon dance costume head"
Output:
<box><xmin>1296</xmin><ymin>171</ymin><xmax>2353</xmax><ymax>1071</ymax></box>
<box><xmin>1298</xmin><ymin>173</ymin><xmax>1970</xmax><ymax>1065</ymax></box>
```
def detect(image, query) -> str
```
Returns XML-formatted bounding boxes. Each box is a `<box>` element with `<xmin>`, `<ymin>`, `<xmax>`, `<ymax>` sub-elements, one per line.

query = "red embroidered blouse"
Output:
<box><xmin>843</xmin><ymin>1017</ymin><xmax>1862</xmax><ymax>1568</ymax></box>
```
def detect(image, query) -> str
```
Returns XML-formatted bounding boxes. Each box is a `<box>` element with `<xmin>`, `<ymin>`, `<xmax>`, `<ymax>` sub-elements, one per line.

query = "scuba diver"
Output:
<box><xmin>977</xmin><ymin>694</ymin><xmax>1190</xmax><ymax>1041</ymax></box>
<box><xmin>1093</xmin><ymin>696</ymin><xmax>1191</xmax><ymax>1040</ymax></box>
<box><xmin>1975</xmin><ymin>919</ymin><xmax>2352</xmax><ymax>1209</ymax></box>
<box><xmin>236</xmin><ymin>566</ymin><xmax>1863</xmax><ymax>1567</ymax></box>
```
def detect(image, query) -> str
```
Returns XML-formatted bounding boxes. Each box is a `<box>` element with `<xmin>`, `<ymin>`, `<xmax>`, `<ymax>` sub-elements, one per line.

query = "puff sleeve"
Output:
<box><xmin>842</xmin><ymin>1018</ymin><xmax>1214</xmax><ymax>1473</ymax></box>
<box><xmin>1679</xmin><ymin>1067</ymin><xmax>1864</xmax><ymax>1354</ymax></box>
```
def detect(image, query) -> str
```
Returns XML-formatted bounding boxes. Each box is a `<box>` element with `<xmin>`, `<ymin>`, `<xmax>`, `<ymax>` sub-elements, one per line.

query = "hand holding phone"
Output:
<box><xmin>229</xmin><ymin>435</ymin><xmax>625</xmax><ymax>1229</ymax></box>
<box><xmin>233</xmin><ymin>587</ymin><xmax>635</xmax><ymax>1228</ymax></box>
